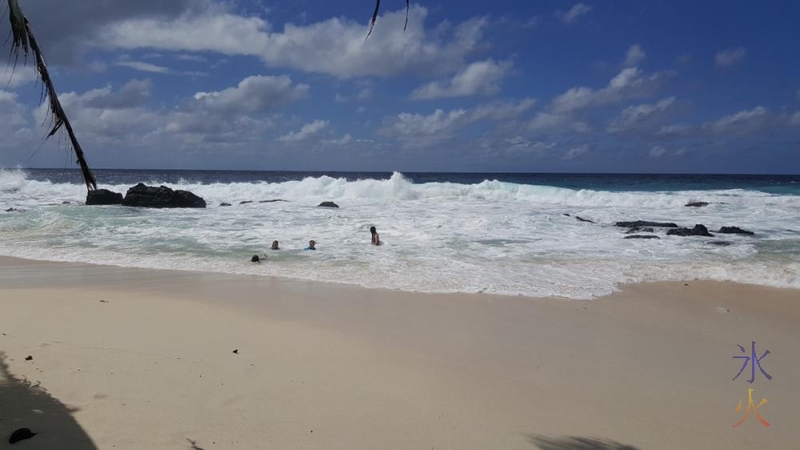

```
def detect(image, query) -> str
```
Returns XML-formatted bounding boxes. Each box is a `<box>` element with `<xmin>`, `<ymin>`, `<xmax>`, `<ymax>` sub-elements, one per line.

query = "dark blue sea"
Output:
<box><xmin>18</xmin><ymin>169</ymin><xmax>800</xmax><ymax>195</ymax></box>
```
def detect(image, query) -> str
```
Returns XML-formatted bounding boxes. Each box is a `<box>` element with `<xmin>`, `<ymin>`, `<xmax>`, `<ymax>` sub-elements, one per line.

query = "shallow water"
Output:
<box><xmin>1</xmin><ymin>168</ymin><xmax>799</xmax><ymax>299</ymax></box>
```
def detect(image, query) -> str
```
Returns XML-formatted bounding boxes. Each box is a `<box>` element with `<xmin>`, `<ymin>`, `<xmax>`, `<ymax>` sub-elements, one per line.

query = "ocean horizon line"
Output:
<box><xmin>5</xmin><ymin>167</ymin><xmax>800</xmax><ymax>177</ymax></box>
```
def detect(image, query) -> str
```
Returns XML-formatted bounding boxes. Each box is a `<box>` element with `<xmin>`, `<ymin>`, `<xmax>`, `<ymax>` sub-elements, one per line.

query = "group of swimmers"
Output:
<box><xmin>251</xmin><ymin>226</ymin><xmax>380</xmax><ymax>263</ymax></box>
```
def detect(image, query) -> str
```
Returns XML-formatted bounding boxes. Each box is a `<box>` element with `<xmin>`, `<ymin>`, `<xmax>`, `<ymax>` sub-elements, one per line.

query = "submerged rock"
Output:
<box><xmin>709</xmin><ymin>241</ymin><xmax>733</xmax><ymax>246</ymax></box>
<box><xmin>718</xmin><ymin>226</ymin><xmax>755</xmax><ymax>236</ymax></box>
<box><xmin>685</xmin><ymin>201</ymin><xmax>710</xmax><ymax>207</ymax></box>
<box><xmin>626</xmin><ymin>227</ymin><xmax>655</xmax><ymax>234</ymax></box>
<box><xmin>239</xmin><ymin>200</ymin><xmax>253</xmax><ymax>205</ymax></box>
<box><xmin>624</xmin><ymin>235</ymin><xmax>661</xmax><ymax>240</ymax></box>
<box><xmin>86</xmin><ymin>189</ymin><xmax>123</xmax><ymax>205</ymax></box>
<box><xmin>575</xmin><ymin>216</ymin><xmax>594</xmax><ymax>223</ymax></box>
<box><xmin>667</xmin><ymin>224</ymin><xmax>714</xmax><ymax>237</ymax></box>
<box><xmin>220</xmin><ymin>203</ymin><xmax>232</xmax><ymax>207</ymax></box>
<box><xmin>259</xmin><ymin>199</ymin><xmax>287</xmax><ymax>203</ymax></box>
<box><xmin>615</xmin><ymin>220</ymin><xmax>678</xmax><ymax>228</ymax></box>
<box><xmin>4</xmin><ymin>208</ymin><xmax>24</xmax><ymax>213</ymax></box>
<box><xmin>122</xmin><ymin>183</ymin><xmax>206</xmax><ymax>208</ymax></box>
<box><xmin>318</xmin><ymin>201</ymin><xmax>339</xmax><ymax>208</ymax></box>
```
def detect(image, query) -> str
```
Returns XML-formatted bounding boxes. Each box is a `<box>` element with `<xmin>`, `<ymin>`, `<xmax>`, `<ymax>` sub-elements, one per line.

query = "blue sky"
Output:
<box><xmin>1</xmin><ymin>0</ymin><xmax>798</xmax><ymax>173</ymax></box>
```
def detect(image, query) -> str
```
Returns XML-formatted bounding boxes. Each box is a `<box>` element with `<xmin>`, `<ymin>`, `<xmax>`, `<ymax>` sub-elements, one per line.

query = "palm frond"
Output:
<box><xmin>3</xmin><ymin>0</ymin><xmax>97</xmax><ymax>191</ymax></box>
<box><xmin>366</xmin><ymin>0</ymin><xmax>410</xmax><ymax>40</ymax></box>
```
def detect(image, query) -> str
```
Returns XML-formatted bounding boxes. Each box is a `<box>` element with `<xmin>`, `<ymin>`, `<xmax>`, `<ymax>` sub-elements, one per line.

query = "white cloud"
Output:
<box><xmin>649</xmin><ymin>145</ymin><xmax>667</xmax><ymax>158</ymax></box>
<box><xmin>81</xmin><ymin>79</ymin><xmax>153</xmax><ymax>109</ymax></box>
<box><xmin>607</xmin><ymin>97</ymin><xmax>676</xmax><ymax>133</ymax></box>
<box><xmin>551</xmin><ymin>67</ymin><xmax>669</xmax><ymax>114</ymax></box>
<box><xmin>99</xmin><ymin>6</ymin><xmax>487</xmax><ymax>79</ymax></box>
<box><xmin>555</xmin><ymin>3</ymin><xmax>592</xmax><ymax>24</ymax></box>
<box><xmin>657</xmin><ymin>123</ymin><xmax>692</xmax><ymax>136</ymax></box>
<box><xmin>192</xmin><ymin>75</ymin><xmax>308</xmax><ymax>115</ymax></box>
<box><xmin>382</xmin><ymin>109</ymin><xmax>468</xmax><ymax>138</ymax></box>
<box><xmin>503</xmin><ymin>136</ymin><xmax>556</xmax><ymax>155</ymax></box>
<box><xmin>527</xmin><ymin>67</ymin><xmax>670</xmax><ymax>135</ymax></box>
<box><xmin>411</xmin><ymin>59</ymin><xmax>513</xmax><ymax>100</ymax></box>
<box><xmin>0</xmin><ymin>90</ymin><xmax>33</xmax><ymax>145</ymax></box>
<box><xmin>379</xmin><ymin>98</ymin><xmax>535</xmax><ymax>146</ymax></box>
<box><xmin>278</xmin><ymin>120</ymin><xmax>329</xmax><ymax>142</ymax></box>
<box><xmin>715</xmin><ymin>47</ymin><xmax>746</xmax><ymax>67</ymax></box>
<box><xmin>704</xmin><ymin>106</ymin><xmax>768</xmax><ymax>134</ymax></box>
<box><xmin>656</xmin><ymin>106</ymin><xmax>800</xmax><ymax>138</ymax></box>
<box><xmin>528</xmin><ymin>112</ymin><xmax>590</xmax><ymax>133</ymax></box>
<box><xmin>356</xmin><ymin>88</ymin><xmax>373</xmax><ymax>101</ymax></box>
<box><xmin>0</xmin><ymin>62</ymin><xmax>39</xmax><ymax>89</ymax></box>
<box><xmin>116</xmin><ymin>61</ymin><xmax>173</xmax><ymax>74</ymax></box>
<box><xmin>563</xmin><ymin>144</ymin><xmax>590</xmax><ymax>160</ymax></box>
<box><xmin>324</xmin><ymin>134</ymin><xmax>354</xmax><ymax>145</ymax></box>
<box><xmin>27</xmin><ymin>75</ymin><xmax>306</xmax><ymax>149</ymax></box>
<box><xmin>471</xmin><ymin>98</ymin><xmax>536</xmax><ymax>121</ymax></box>
<box><xmin>625</xmin><ymin>44</ymin><xmax>646</xmax><ymax>67</ymax></box>
<box><xmin>177</xmin><ymin>54</ymin><xmax>209</xmax><ymax>62</ymax></box>
<box><xmin>38</xmin><ymin>83</ymin><xmax>162</xmax><ymax>144</ymax></box>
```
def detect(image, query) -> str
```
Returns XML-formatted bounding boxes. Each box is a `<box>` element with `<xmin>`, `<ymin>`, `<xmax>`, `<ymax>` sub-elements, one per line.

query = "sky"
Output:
<box><xmin>0</xmin><ymin>0</ymin><xmax>799</xmax><ymax>174</ymax></box>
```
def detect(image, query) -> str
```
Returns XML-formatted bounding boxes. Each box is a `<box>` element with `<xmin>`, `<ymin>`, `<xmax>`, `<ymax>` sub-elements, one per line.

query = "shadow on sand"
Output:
<box><xmin>0</xmin><ymin>352</ymin><xmax>97</xmax><ymax>449</ymax></box>
<box><xmin>530</xmin><ymin>435</ymin><xmax>641</xmax><ymax>450</ymax></box>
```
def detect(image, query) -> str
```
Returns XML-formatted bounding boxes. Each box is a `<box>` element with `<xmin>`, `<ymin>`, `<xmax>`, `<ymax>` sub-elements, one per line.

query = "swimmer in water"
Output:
<box><xmin>370</xmin><ymin>226</ymin><xmax>381</xmax><ymax>246</ymax></box>
<box><xmin>271</xmin><ymin>240</ymin><xmax>280</xmax><ymax>250</ymax></box>
<box><xmin>306</xmin><ymin>240</ymin><xmax>316</xmax><ymax>250</ymax></box>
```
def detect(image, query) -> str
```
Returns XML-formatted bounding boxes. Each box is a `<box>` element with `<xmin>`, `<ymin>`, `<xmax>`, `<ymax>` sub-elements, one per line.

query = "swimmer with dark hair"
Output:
<box><xmin>370</xmin><ymin>226</ymin><xmax>381</xmax><ymax>246</ymax></box>
<box><xmin>305</xmin><ymin>240</ymin><xmax>316</xmax><ymax>250</ymax></box>
<box><xmin>271</xmin><ymin>240</ymin><xmax>280</xmax><ymax>250</ymax></box>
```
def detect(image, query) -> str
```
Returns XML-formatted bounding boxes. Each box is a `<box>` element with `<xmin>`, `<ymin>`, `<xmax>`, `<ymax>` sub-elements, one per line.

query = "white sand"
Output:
<box><xmin>1</xmin><ymin>256</ymin><xmax>798</xmax><ymax>449</ymax></box>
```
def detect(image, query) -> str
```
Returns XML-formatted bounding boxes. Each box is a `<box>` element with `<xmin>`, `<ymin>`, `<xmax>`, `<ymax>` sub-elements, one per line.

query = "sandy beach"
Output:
<box><xmin>0</xmin><ymin>255</ymin><xmax>798</xmax><ymax>449</ymax></box>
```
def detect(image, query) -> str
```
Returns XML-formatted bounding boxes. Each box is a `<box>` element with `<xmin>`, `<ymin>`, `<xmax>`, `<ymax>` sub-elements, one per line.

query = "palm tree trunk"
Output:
<box><xmin>4</xmin><ymin>0</ymin><xmax>97</xmax><ymax>191</ymax></box>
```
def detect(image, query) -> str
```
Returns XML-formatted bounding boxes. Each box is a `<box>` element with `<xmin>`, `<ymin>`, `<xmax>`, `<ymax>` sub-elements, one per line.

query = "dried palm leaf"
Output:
<box><xmin>367</xmin><ymin>0</ymin><xmax>410</xmax><ymax>40</ymax></box>
<box><xmin>3</xmin><ymin>0</ymin><xmax>97</xmax><ymax>191</ymax></box>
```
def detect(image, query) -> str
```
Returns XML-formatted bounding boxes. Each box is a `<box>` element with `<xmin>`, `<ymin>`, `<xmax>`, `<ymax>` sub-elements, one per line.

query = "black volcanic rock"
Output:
<box><xmin>667</xmin><ymin>224</ymin><xmax>714</xmax><ymax>237</ymax></box>
<box><xmin>318</xmin><ymin>201</ymin><xmax>339</xmax><ymax>208</ymax></box>
<box><xmin>575</xmin><ymin>216</ymin><xmax>594</xmax><ymax>223</ymax></box>
<box><xmin>718</xmin><ymin>226</ymin><xmax>755</xmax><ymax>236</ymax></box>
<box><xmin>239</xmin><ymin>201</ymin><xmax>253</xmax><ymax>205</ymax></box>
<box><xmin>122</xmin><ymin>183</ymin><xmax>206</xmax><ymax>208</ymax></box>
<box><xmin>220</xmin><ymin>202</ymin><xmax>232</xmax><ymax>207</ymax></box>
<box><xmin>86</xmin><ymin>189</ymin><xmax>123</xmax><ymax>205</ymax></box>
<box><xmin>626</xmin><ymin>227</ymin><xmax>655</xmax><ymax>234</ymax></box>
<box><xmin>624</xmin><ymin>235</ymin><xmax>661</xmax><ymax>240</ymax></box>
<box><xmin>259</xmin><ymin>199</ymin><xmax>287</xmax><ymax>203</ymax></box>
<box><xmin>685</xmin><ymin>201</ymin><xmax>710</xmax><ymax>207</ymax></box>
<box><xmin>615</xmin><ymin>220</ymin><xmax>678</xmax><ymax>228</ymax></box>
<box><xmin>709</xmin><ymin>241</ymin><xmax>733</xmax><ymax>246</ymax></box>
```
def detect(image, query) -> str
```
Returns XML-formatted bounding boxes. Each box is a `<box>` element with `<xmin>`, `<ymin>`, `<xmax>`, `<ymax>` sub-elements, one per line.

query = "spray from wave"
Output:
<box><xmin>1</xmin><ymin>169</ymin><xmax>799</xmax><ymax>298</ymax></box>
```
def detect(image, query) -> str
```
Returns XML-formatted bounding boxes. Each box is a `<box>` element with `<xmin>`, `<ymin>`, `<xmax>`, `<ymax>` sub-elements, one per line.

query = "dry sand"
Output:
<box><xmin>0</xmin><ymin>255</ymin><xmax>798</xmax><ymax>449</ymax></box>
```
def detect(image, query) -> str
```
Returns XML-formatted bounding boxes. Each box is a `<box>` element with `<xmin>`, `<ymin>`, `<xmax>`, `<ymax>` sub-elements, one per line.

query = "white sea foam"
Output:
<box><xmin>1</xmin><ymin>169</ymin><xmax>799</xmax><ymax>298</ymax></box>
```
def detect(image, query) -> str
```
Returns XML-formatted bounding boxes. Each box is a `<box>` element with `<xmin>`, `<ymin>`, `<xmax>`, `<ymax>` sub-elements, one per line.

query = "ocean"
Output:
<box><xmin>1</xmin><ymin>168</ymin><xmax>799</xmax><ymax>299</ymax></box>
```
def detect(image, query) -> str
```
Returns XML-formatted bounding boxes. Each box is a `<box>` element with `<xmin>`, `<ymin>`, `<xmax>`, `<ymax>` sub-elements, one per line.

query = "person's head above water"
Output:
<box><xmin>271</xmin><ymin>240</ymin><xmax>279</xmax><ymax>250</ymax></box>
<box><xmin>251</xmin><ymin>255</ymin><xmax>262</xmax><ymax>263</ymax></box>
<box><xmin>307</xmin><ymin>240</ymin><xmax>316</xmax><ymax>250</ymax></box>
<box><xmin>370</xmin><ymin>226</ymin><xmax>377</xmax><ymax>235</ymax></box>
